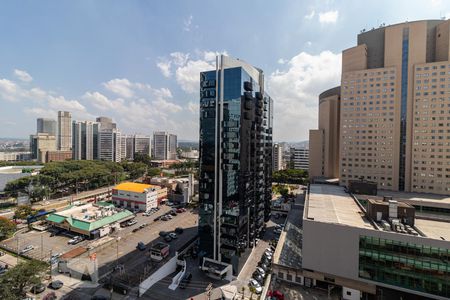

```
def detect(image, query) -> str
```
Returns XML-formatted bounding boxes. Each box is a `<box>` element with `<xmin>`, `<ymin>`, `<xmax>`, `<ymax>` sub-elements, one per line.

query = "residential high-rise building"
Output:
<box><xmin>72</xmin><ymin>121</ymin><xmax>100</xmax><ymax>160</ymax></box>
<box><xmin>339</xmin><ymin>19</ymin><xmax>450</xmax><ymax>194</ymax></box>
<box><xmin>290</xmin><ymin>147</ymin><xmax>309</xmax><ymax>170</ymax></box>
<box><xmin>152</xmin><ymin>131</ymin><xmax>177</xmax><ymax>160</ymax></box>
<box><xmin>98</xmin><ymin>128</ymin><xmax>122</xmax><ymax>162</ymax></box>
<box><xmin>125</xmin><ymin>135</ymin><xmax>134</xmax><ymax>160</ymax></box>
<box><xmin>37</xmin><ymin>118</ymin><xmax>57</xmax><ymax>136</ymax></box>
<box><xmin>309</xmin><ymin>87</ymin><xmax>341</xmax><ymax>180</ymax></box>
<box><xmin>57</xmin><ymin>111</ymin><xmax>72</xmax><ymax>151</ymax></box>
<box><xmin>30</xmin><ymin>133</ymin><xmax>57</xmax><ymax>163</ymax></box>
<box><xmin>120</xmin><ymin>135</ymin><xmax>127</xmax><ymax>161</ymax></box>
<box><xmin>198</xmin><ymin>55</ymin><xmax>273</xmax><ymax>276</ymax></box>
<box><xmin>272</xmin><ymin>143</ymin><xmax>284</xmax><ymax>171</ymax></box>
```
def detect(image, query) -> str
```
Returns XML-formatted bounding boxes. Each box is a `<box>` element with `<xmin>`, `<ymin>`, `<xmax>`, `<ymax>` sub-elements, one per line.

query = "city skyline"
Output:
<box><xmin>1</xmin><ymin>1</ymin><xmax>449</xmax><ymax>141</ymax></box>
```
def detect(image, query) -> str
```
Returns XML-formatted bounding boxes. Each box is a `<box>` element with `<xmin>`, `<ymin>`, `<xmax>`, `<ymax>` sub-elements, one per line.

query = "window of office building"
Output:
<box><xmin>359</xmin><ymin>235</ymin><xmax>450</xmax><ymax>298</ymax></box>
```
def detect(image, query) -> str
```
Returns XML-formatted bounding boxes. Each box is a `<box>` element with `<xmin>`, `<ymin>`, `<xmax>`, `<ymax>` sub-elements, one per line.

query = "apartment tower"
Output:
<box><xmin>272</xmin><ymin>143</ymin><xmax>284</xmax><ymax>171</ymax></box>
<box><xmin>340</xmin><ymin>20</ymin><xmax>450</xmax><ymax>194</ymax></box>
<box><xmin>309</xmin><ymin>86</ymin><xmax>341</xmax><ymax>180</ymax></box>
<box><xmin>57</xmin><ymin>111</ymin><xmax>72</xmax><ymax>151</ymax></box>
<box><xmin>198</xmin><ymin>55</ymin><xmax>273</xmax><ymax>275</ymax></box>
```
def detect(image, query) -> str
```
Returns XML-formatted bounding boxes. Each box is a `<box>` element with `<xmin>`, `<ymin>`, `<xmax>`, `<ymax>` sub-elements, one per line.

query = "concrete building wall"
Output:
<box><xmin>57</xmin><ymin>111</ymin><xmax>72</xmax><ymax>151</ymax></box>
<box><xmin>339</xmin><ymin>20</ymin><xmax>450</xmax><ymax>194</ymax></box>
<box><xmin>309</xmin><ymin>129</ymin><xmax>323</xmax><ymax>179</ymax></box>
<box><xmin>436</xmin><ymin>21</ymin><xmax>450</xmax><ymax>62</ymax></box>
<box><xmin>273</xmin><ymin>143</ymin><xmax>284</xmax><ymax>171</ymax></box>
<box><xmin>302</xmin><ymin>218</ymin><xmax>450</xmax><ymax>298</ymax></box>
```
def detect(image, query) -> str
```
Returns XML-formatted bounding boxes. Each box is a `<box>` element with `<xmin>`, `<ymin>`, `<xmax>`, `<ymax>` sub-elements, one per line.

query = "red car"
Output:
<box><xmin>267</xmin><ymin>290</ymin><xmax>284</xmax><ymax>300</ymax></box>
<box><xmin>176</xmin><ymin>208</ymin><xmax>185</xmax><ymax>213</ymax></box>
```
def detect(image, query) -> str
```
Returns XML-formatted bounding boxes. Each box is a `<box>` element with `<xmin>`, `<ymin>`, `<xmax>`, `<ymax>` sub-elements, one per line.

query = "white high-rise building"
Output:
<box><xmin>290</xmin><ymin>147</ymin><xmax>309</xmax><ymax>170</ymax></box>
<box><xmin>152</xmin><ymin>131</ymin><xmax>177</xmax><ymax>160</ymax></box>
<box><xmin>273</xmin><ymin>143</ymin><xmax>284</xmax><ymax>171</ymax></box>
<box><xmin>57</xmin><ymin>111</ymin><xmax>72</xmax><ymax>151</ymax></box>
<box><xmin>99</xmin><ymin>128</ymin><xmax>122</xmax><ymax>162</ymax></box>
<box><xmin>72</xmin><ymin>121</ymin><xmax>100</xmax><ymax>160</ymax></box>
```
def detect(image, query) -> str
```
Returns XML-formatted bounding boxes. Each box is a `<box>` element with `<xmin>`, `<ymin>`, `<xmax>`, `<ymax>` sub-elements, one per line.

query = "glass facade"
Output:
<box><xmin>398</xmin><ymin>27</ymin><xmax>409</xmax><ymax>191</ymax></box>
<box><xmin>198</xmin><ymin>58</ymin><xmax>273</xmax><ymax>275</ymax></box>
<box><xmin>359</xmin><ymin>235</ymin><xmax>450</xmax><ymax>298</ymax></box>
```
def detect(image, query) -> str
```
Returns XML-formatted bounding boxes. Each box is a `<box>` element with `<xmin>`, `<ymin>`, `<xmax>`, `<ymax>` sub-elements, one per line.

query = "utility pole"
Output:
<box><xmin>40</xmin><ymin>233</ymin><xmax>44</xmax><ymax>259</ymax></box>
<box><xmin>49</xmin><ymin>250</ymin><xmax>52</xmax><ymax>281</ymax></box>
<box><xmin>16</xmin><ymin>236</ymin><xmax>19</xmax><ymax>264</ymax></box>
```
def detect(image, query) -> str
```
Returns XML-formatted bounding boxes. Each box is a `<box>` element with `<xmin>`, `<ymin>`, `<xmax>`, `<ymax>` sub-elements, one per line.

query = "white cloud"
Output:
<box><xmin>319</xmin><ymin>10</ymin><xmax>339</xmax><ymax>24</ymax></box>
<box><xmin>103</xmin><ymin>78</ymin><xmax>135</xmax><ymax>98</ymax></box>
<box><xmin>268</xmin><ymin>50</ymin><xmax>341</xmax><ymax>141</ymax></box>
<box><xmin>157</xmin><ymin>50</ymin><xmax>227</xmax><ymax>94</ymax></box>
<box><xmin>183</xmin><ymin>15</ymin><xmax>194</xmax><ymax>32</ymax></box>
<box><xmin>176</xmin><ymin>59</ymin><xmax>215</xmax><ymax>94</ymax></box>
<box><xmin>446</xmin><ymin>12</ymin><xmax>450</xmax><ymax>19</ymax></box>
<box><xmin>431</xmin><ymin>0</ymin><xmax>442</xmax><ymax>6</ymax></box>
<box><xmin>13</xmin><ymin>69</ymin><xmax>33</xmax><ymax>82</ymax></box>
<box><xmin>277</xmin><ymin>58</ymin><xmax>287</xmax><ymax>64</ymax></box>
<box><xmin>187</xmin><ymin>101</ymin><xmax>198</xmax><ymax>114</ymax></box>
<box><xmin>304</xmin><ymin>10</ymin><xmax>315</xmax><ymax>20</ymax></box>
<box><xmin>0</xmin><ymin>79</ymin><xmax>20</xmax><ymax>102</ymax></box>
<box><xmin>156</xmin><ymin>60</ymin><xmax>171</xmax><ymax>78</ymax></box>
<box><xmin>83</xmin><ymin>91</ymin><xmax>116</xmax><ymax>111</ymax></box>
<box><xmin>306</xmin><ymin>41</ymin><xmax>312</xmax><ymax>46</ymax></box>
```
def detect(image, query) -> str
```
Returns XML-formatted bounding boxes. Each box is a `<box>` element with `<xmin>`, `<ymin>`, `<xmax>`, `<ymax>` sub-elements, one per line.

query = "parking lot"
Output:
<box><xmin>1</xmin><ymin>226</ymin><xmax>90</xmax><ymax>262</ymax></box>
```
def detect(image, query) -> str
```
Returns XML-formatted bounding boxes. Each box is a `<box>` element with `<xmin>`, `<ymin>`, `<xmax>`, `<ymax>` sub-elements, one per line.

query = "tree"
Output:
<box><xmin>249</xmin><ymin>286</ymin><xmax>256</xmax><ymax>299</ymax></box>
<box><xmin>14</xmin><ymin>205</ymin><xmax>35</xmax><ymax>220</ymax></box>
<box><xmin>0</xmin><ymin>217</ymin><xmax>16</xmax><ymax>241</ymax></box>
<box><xmin>133</xmin><ymin>153</ymin><xmax>152</xmax><ymax>165</ymax></box>
<box><xmin>0</xmin><ymin>260</ymin><xmax>48</xmax><ymax>299</ymax></box>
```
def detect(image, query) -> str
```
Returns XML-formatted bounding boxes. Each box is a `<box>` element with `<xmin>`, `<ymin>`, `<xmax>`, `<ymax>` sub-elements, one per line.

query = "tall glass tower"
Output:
<box><xmin>198</xmin><ymin>56</ymin><xmax>273</xmax><ymax>276</ymax></box>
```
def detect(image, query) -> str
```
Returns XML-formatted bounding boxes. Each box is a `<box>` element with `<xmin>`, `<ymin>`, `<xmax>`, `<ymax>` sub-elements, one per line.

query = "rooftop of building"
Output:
<box><xmin>273</xmin><ymin>195</ymin><xmax>304</xmax><ymax>269</ymax></box>
<box><xmin>308</xmin><ymin>184</ymin><xmax>450</xmax><ymax>241</ymax></box>
<box><xmin>113</xmin><ymin>182</ymin><xmax>160</xmax><ymax>193</ymax></box>
<box><xmin>46</xmin><ymin>202</ymin><xmax>133</xmax><ymax>232</ymax></box>
<box><xmin>370</xmin><ymin>190</ymin><xmax>450</xmax><ymax>208</ymax></box>
<box><xmin>306</xmin><ymin>184</ymin><xmax>374</xmax><ymax>229</ymax></box>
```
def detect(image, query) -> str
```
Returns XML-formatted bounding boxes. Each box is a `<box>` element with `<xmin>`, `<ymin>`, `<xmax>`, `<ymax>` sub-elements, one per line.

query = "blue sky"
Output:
<box><xmin>1</xmin><ymin>0</ymin><xmax>450</xmax><ymax>141</ymax></box>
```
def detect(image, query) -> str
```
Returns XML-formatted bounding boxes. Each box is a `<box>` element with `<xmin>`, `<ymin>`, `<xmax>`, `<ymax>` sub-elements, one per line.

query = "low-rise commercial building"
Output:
<box><xmin>0</xmin><ymin>152</ymin><xmax>32</xmax><ymax>161</ymax></box>
<box><xmin>46</xmin><ymin>202</ymin><xmax>134</xmax><ymax>238</ymax></box>
<box><xmin>46</xmin><ymin>150</ymin><xmax>72</xmax><ymax>162</ymax></box>
<box><xmin>273</xmin><ymin>185</ymin><xmax>450</xmax><ymax>300</ymax></box>
<box><xmin>112</xmin><ymin>182</ymin><xmax>163</xmax><ymax>211</ymax></box>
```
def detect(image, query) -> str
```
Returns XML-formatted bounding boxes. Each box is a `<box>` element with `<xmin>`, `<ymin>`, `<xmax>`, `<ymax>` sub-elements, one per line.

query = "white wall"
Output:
<box><xmin>343</xmin><ymin>287</ymin><xmax>361</xmax><ymax>300</ymax></box>
<box><xmin>138</xmin><ymin>256</ymin><xmax>178</xmax><ymax>297</ymax></box>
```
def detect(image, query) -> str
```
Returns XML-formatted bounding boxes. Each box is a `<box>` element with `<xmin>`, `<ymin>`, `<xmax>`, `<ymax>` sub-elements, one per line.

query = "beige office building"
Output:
<box><xmin>339</xmin><ymin>19</ymin><xmax>450</xmax><ymax>195</ymax></box>
<box><xmin>57</xmin><ymin>111</ymin><xmax>72</xmax><ymax>151</ymax></box>
<box><xmin>30</xmin><ymin>133</ymin><xmax>57</xmax><ymax>163</ymax></box>
<box><xmin>309</xmin><ymin>86</ymin><xmax>341</xmax><ymax>180</ymax></box>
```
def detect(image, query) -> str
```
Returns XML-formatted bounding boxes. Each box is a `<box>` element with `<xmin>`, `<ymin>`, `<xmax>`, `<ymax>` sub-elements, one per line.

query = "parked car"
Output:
<box><xmin>253</xmin><ymin>273</ymin><xmax>264</xmax><ymax>285</ymax></box>
<box><xmin>169</xmin><ymin>233</ymin><xmax>177</xmax><ymax>239</ymax></box>
<box><xmin>132</xmin><ymin>228</ymin><xmax>140</xmax><ymax>233</ymax></box>
<box><xmin>30</xmin><ymin>283</ymin><xmax>46</xmax><ymax>294</ymax></box>
<box><xmin>48</xmin><ymin>280</ymin><xmax>63</xmax><ymax>290</ymax></box>
<box><xmin>175</xmin><ymin>227</ymin><xmax>184</xmax><ymax>234</ymax></box>
<box><xmin>179</xmin><ymin>273</ymin><xmax>192</xmax><ymax>289</ymax></box>
<box><xmin>166</xmin><ymin>214</ymin><xmax>173</xmax><ymax>219</ymax></box>
<box><xmin>248</xmin><ymin>279</ymin><xmax>262</xmax><ymax>294</ymax></box>
<box><xmin>161</xmin><ymin>216</ymin><xmax>168</xmax><ymax>221</ymax></box>
<box><xmin>0</xmin><ymin>251</ymin><xmax>4</xmax><ymax>256</ymax></box>
<box><xmin>267</xmin><ymin>290</ymin><xmax>285</xmax><ymax>300</ymax></box>
<box><xmin>170</xmin><ymin>211</ymin><xmax>177</xmax><ymax>216</ymax></box>
<box><xmin>273</xmin><ymin>228</ymin><xmax>282</xmax><ymax>235</ymax></box>
<box><xmin>159</xmin><ymin>231</ymin><xmax>168</xmax><ymax>237</ymax></box>
<box><xmin>136</xmin><ymin>242</ymin><xmax>146</xmax><ymax>251</ymax></box>
<box><xmin>127</xmin><ymin>220</ymin><xmax>137</xmax><ymax>226</ymax></box>
<box><xmin>154</xmin><ymin>216</ymin><xmax>161</xmax><ymax>222</ymax></box>
<box><xmin>255</xmin><ymin>267</ymin><xmax>266</xmax><ymax>277</ymax></box>
<box><xmin>176</xmin><ymin>208</ymin><xmax>184</xmax><ymax>213</ymax></box>
<box><xmin>164</xmin><ymin>235</ymin><xmax>172</xmax><ymax>242</ymax></box>
<box><xmin>71</xmin><ymin>236</ymin><xmax>84</xmax><ymax>245</ymax></box>
<box><xmin>19</xmin><ymin>245</ymin><xmax>34</xmax><ymax>254</ymax></box>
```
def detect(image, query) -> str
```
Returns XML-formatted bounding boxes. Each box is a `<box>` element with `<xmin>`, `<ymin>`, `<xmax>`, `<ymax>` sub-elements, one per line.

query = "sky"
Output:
<box><xmin>1</xmin><ymin>0</ymin><xmax>450</xmax><ymax>142</ymax></box>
